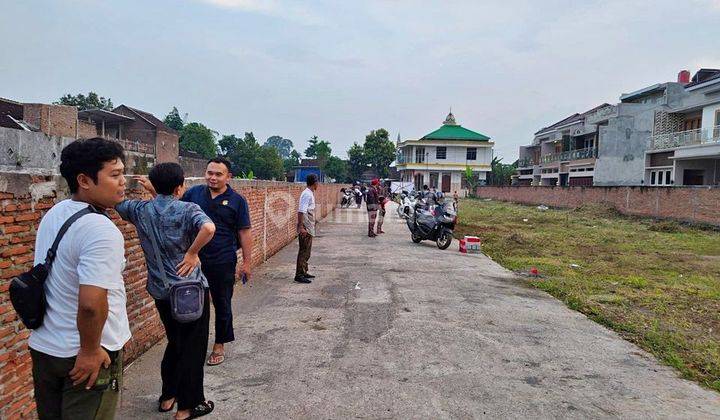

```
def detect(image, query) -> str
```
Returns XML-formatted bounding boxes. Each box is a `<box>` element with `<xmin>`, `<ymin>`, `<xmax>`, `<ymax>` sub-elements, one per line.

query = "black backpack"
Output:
<box><xmin>9</xmin><ymin>206</ymin><xmax>100</xmax><ymax>330</ymax></box>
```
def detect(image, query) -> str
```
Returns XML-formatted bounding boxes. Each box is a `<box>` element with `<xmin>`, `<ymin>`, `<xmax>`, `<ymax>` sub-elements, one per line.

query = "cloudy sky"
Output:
<box><xmin>2</xmin><ymin>0</ymin><xmax>719</xmax><ymax>160</ymax></box>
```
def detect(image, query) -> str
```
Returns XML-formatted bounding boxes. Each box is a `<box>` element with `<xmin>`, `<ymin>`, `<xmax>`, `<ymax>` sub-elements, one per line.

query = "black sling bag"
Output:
<box><xmin>9</xmin><ymin>206</ymin><xmax>100</xmax><ymax>329</ymax></box>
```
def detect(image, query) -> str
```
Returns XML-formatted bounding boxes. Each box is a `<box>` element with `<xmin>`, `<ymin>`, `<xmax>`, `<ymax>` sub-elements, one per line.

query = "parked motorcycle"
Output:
<box><xmin>406</xmin><ymin>200</ymin><xmax>457</xmax><ymax>249</ymax></box>
<box><xmin>340</xmin><ymin>188</ymin><xmax>354</xmax><ymax>208</ymax></box>
<box><xmin>396</xmin><ymin>190</ymin><xmax>416</xmax><ymax>219</ymax></box>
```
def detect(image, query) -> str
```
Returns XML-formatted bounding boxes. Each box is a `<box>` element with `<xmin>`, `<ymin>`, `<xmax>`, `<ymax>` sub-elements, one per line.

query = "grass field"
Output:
<box><xmin>455</xmin><ymin>199</ymin><xmax>720</xmax><ymax>392</ymax></box>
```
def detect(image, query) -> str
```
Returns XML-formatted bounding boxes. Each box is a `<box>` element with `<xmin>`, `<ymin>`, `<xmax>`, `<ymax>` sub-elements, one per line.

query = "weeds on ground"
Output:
<box><xmin>456</xmin><ymin>199</ymin><xmax>720</xmax><ymax>392</ymax></box>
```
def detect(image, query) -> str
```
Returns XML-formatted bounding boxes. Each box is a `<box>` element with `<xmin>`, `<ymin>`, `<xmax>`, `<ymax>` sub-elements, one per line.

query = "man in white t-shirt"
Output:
<box><xmin>29</xmin><ymin>138</ymin><xmax>131</xmax><ymax>420</ymax></box>
<box><xmin>295</xmin><ymin>174</ymin><xmax>318</xmax><ymax>283</ymax></box>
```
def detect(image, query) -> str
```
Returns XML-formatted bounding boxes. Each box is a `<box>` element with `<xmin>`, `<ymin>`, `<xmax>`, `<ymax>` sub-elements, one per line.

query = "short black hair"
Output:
<box><xmin>60</xmin><ymin>138</ymin><xmax>126</xmax><ymax>193</ymax></box>
<box><xmin>423</xmin><ymin>184</ymin><xmax>429</xmax><ymax>190</ymax></box>
<box><xmin>149</xmin><ymin>162</ymin><xmax>185</xmax><ymax>195</ymax></box>
<box><xmin>207</xmin><ymin>157</ymin><xmax>232</xmax><ymax>173</ymax></box>
<box><xmin>306</xmin><ymin>173</ymin><xmax>318</xmax><ymax>186</ymax></box>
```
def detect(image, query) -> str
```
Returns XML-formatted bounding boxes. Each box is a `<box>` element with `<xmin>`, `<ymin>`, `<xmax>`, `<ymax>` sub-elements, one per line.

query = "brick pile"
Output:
<box><xmin>0</xmin><ymin>173</ymin><xmax>343</xmax><ymax>419</ymax></box>
<box><xmin>476</xmin><ymin>186</ymin><xmax>720</xmax><ymax>226</ymax></box>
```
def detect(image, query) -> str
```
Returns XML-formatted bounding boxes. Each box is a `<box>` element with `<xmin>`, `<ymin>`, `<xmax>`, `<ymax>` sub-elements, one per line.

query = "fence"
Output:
<box><xmin>475</xmin><ymin>185</ymin><xmax>720</xmax><ymax>226</ymax></box>
<box><xmin>0</xmin><ymin>172</ymin><xmax>344</xmax><ymax>419</ymax></box>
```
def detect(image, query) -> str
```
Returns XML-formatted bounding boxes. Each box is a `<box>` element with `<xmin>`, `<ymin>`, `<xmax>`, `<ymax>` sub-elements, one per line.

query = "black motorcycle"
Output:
<box><xmin>406</xmin><ymin>201</ymin><xmax>456</xmax><ymax>249</ymax></box>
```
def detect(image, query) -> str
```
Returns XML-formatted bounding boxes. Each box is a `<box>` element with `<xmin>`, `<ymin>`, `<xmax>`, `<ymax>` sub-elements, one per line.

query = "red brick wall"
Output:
<box><xmin>155</xmin><ymin>130</ymin><xmax>179</xmax><ymax>163</ymax></box>
<box><xmin>476</xmin><ymin>186</ymin><xmax>720</xmax><ymax>226</ymax></box>
<box><xmin>179</xmin><ymin>155</ymin><xmax>207</xmax><ymax>177</ymax></box>
<box><xmin>22</xmin><ymin>104</ymin><xmax>78</xmax><ymax>138</ymax></box>
<box><xmin>77</xmin><ymin>120</ymin><xmax>97</xmax><ymax>139</ymax></box>
<box><xmin>0</xmin><ymin>173</ymin><xmax>343</xmax><ymax>419</ymax></box>
<box><xmin>112</xmin><ymin>106</ymin><xmax>156</xmax><ymax>146</ymax></box>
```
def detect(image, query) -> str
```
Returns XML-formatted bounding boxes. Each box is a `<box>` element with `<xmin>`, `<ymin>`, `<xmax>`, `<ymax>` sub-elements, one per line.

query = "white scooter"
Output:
<box><xmin>340</xmin><ymin>188</ymin><xmax>354</xmax><ymax>208</ymax></box>
<box><xmin>396</xmin><ymin>190</ymin><xmax>418</xmax><ymax>219</ymax></box>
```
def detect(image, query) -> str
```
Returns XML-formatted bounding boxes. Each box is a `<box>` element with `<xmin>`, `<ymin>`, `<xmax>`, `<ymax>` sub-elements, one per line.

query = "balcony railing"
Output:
<box><xmin>541</xmin><ymin>147</ymin><xmax>597</xmax><ymax>163</ymax></box>
<box><xmin>517</xmin><ymin>157</ymin><xmax>538</xmax><ymax>167</ymax></box>
<box><xmin>648</xmin><ymin>126</ymin><xmax>720</xmax><ymax>150</ymax></box>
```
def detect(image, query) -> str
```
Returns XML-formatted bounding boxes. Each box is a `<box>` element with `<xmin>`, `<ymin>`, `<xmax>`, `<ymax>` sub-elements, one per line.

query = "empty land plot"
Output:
<box><xmin>456</xmin><ymin>199</ymin><xmax>720</xmax><ymax>392</ymax></box>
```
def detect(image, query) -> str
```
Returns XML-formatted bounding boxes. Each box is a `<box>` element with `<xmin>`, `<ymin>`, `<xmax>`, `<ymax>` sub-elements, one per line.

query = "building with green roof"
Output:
<box><xmin>395</xmin><ymin>112</ymin><xmax>494</xmax><ymax>195</ymax></box>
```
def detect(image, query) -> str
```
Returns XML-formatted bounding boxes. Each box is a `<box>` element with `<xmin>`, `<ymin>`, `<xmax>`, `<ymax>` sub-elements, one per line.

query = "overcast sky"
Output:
<box><xmin>2</xmin><ymin>0</ymin><xmax>719</xmax><ymax>160</ymax></box>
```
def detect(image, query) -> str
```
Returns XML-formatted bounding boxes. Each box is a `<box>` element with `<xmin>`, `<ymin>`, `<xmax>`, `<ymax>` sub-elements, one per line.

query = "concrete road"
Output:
<box><xmin>119</xmin><ymin>203</ymin><xmax>720</xmax><ymax>419</ymax></box>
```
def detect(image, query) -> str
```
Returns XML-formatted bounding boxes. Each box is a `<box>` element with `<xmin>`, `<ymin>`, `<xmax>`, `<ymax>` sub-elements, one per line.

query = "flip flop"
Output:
<box><xmin>176</xmin><ymin>400</ymin><xmax>215</xmax><ymax>420</ymax></box>
<box><xmin>158</xmin><ymin>397</ymin><xmax>176</xmax><ymax>413</ymax></box>
<box><xmin>206</xmin><ymin>352</ymin><xmax>225</xmax><ymax>366</ymax></box>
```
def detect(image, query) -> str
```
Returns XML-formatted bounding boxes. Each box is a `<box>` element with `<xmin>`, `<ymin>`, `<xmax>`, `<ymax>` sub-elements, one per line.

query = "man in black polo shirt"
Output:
<box><xmin>182</xmin><ymin>157</ymin><xmax>253</xmax><ymax>367</ymax></box>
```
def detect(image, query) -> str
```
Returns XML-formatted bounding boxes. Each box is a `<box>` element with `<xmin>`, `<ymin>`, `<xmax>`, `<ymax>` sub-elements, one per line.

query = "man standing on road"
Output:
<box><xmin>182</xmin><ymin>158</ymin><xmax>253</xmax><ymax>367</ymax></box>
<box><xmin>295</xmin><ymin>174</ymin><xmax>318</xmax><ymax>283</ymax></box>
<box><xmin>366</xmin><ymin>178</ymin><xmax>380</xmax><ymax>237</ymax></box>
<box><xmin>376</xmin><ymin>180</ymin><xmax>387</xmax><ymax>234</ymax></box>
<box><xmin>30</xmin><ymin>138</ymin><xmax>131</xmax><ymax>420</ymax></box>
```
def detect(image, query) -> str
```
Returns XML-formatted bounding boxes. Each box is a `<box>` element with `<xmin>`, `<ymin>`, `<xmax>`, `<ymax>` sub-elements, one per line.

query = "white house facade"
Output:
<box><xmin>395</xmin><ymin>113</ymin><xmax>494</xmax><ymax>195</ymax></box>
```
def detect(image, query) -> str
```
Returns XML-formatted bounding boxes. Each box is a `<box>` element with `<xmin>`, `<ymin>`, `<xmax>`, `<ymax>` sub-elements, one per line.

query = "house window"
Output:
<box><xmin>415</xmin><ymin>147</ymin><xmax>425</xmax><ymax>163</ymax></box>
<box><xmin>649</xmin><ymin>169</ymin><xmax>673</xmax><ymax>186</ymax></box>
<box><xmin>466</xmin><ymin>148</ymin><xmax>477</xmax><ymax>160</ymax></box>
<box><xmin>436</xmin><ymin>147</ymin><xmax>447</xmax><ymax>159</ymax></box>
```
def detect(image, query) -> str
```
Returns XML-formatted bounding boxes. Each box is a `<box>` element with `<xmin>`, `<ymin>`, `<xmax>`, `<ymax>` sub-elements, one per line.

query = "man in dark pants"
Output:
<box><xmin>366</xmin><ymin>178</ymin><xmax>380</xmax><ymax>237</ymax></box>
<box><xmin>182</xmin><ymin>158</ymin><xmax>253</xmax><ymax>367</ymax></box>
<box><xmin>29</xmin><ymin>138</ymin><xmax>131</xmax><ymax>420</ymax></box>
<box><xmin>120</xmin><ymin>163</ymin><xmax>216</xmax><ymax>418</ymax></box>
<box><xmin>295</xmin><ymin>174</ymin><xmax>318</xmax><ymax>283</ymax></box>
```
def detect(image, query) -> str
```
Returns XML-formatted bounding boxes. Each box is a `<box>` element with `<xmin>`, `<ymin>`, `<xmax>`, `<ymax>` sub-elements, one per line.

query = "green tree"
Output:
<box><xmin>464</xmin><ymin>166</ymin><xmax>480</xmax><ymax>197</ymax></box>
<box><xmin>362</xmin><ymin>128</ymin><xmax>395</xmax><ymax>178</ymax></box>
<box><xmin>305</xmin><ymin>135</ymin><xmax>332</xmax><ymax>168</ymax></box>
<box><xmin>220</xmin><ymin>132</ymin><xmax>284</xmax><ymax>180</ymax></box>
<box><xmin>347</xmin><ymin>142</ymin><xmax>366</xmax><ymax>182</ymax></box>
<box><xmin>263</xmin><ymin>136</ymin><xmax>293</xmax><ymax>159</ymax></box>
<box><xmin>324</xmin><ymin>156</ymin><xmax>348</xmax><ymax>182</ymax></box>
<box><xmin>304</xmin><ymin>135</ymin><xmax>320</xmax><ymax>157</ymax></box>
<box><xmin>257</xmin><ymin>146</ymin><xmax>285</xmax><ymax>180</ymax></box>
<box><xmin>56</xmin><ymin>92</ymin><xmax>113</xmax><ymax>111</ymax></box>
<box><xmin>283</xmin><ymin>149</ymin><xmax>301</xmax><ymax>172</ymax></box>
<box><xmin>488</xmin><ymin>157</ymin><xmax>516</xmax><ymax>186</ymax></box>
<box><xmin>179</xmin><ymin>122</ymin><xmax>218</xmax><ymax>159</ymax></box>
<box><xmin>163</xmin><ymin>107</ymin><xmax>185</xmax><ymax>131</ymax></box>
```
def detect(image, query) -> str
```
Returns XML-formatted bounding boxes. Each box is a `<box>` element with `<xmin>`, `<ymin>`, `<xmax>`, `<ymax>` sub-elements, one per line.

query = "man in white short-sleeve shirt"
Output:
<box><xmin>294</xmin><ymin>174</ymin><xmax>318</xmax><ymax>283</ymax></box>
<box><xmin>29</xmin><ymin>138</ymin><xmax>131</xmax><ymax>420</ymax></box>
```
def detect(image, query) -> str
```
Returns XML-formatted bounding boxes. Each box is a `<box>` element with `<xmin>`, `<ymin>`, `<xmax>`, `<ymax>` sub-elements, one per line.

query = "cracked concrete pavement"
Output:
<box><xmin>119</xmin><ymin>203</ymin><xmax>720</xmax><ymax>419</ymax></box>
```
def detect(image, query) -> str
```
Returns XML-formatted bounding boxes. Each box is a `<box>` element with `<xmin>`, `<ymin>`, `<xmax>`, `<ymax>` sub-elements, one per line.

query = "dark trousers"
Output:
<box><xmin>155</xmin><ymin>290</ymin><xmax>210</xmax><ymax>411</ymax></box>
<box><xmin>295</xmin><ymin>232</ymin><xmax>313</xmax><ymax>277</ymax></box>
<box><xmin>202</xmin><ymin>262</ymin><xmax>237</xmax><ymax>344</ymax></box>
<box><xmin>31</xmin><ymin>348</ymin><xmax>123</xmax><ymax>420</ymax></box>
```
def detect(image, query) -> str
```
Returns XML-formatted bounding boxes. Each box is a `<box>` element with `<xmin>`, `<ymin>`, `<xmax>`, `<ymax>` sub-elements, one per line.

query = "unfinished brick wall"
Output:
<box><xmin>155</xmin><ymin>130</ymin><xmax>179</xmax><ymax>163</ymax></box>
<box><xmin>0</xmin><ymin>173</ymin><xmax>343</xmax><ymax>419</ymax></box>
<box><xmin>22</xmin><ymin>104</ymin><xmax>78</xmax><ymax>138</ymax></box>
<box><xmin>475</xmin><ymin>186</ymin><xmax>720</xmax><ymax>226</ymax></box>
<box><xmin>178</xmin><ymin>155</ymin><xmax>208</xmax><ymax>177</ymax></box>
<box><xmin>77</xmin><ymin>120</ymin><xmax>97</xmax><ymax>139</ymax></box>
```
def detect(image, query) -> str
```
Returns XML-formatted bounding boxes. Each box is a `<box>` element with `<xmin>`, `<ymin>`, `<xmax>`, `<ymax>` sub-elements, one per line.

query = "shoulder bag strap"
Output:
<box><xmin>44</xmin><ymin>206</ymin><xmax>100</xmax><ymax>268</ymax></box>
<box><xmin>143</xmin><ymin>203</ymin><xmax>172</xmax><ymax>291</ymax></box>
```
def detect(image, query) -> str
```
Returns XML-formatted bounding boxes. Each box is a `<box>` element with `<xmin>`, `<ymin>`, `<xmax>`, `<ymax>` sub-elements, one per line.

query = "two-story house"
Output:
<box><xmin>645</xmin><ymin>69</ymin><xmax>720</xmax><ymax>186</ymax></box>
<box><xmin>515</xmin><ymin>72</ymin><xmax>690</xmax><ymax>187</ymax></box>
<box><xmin>396</xmin><ymin>112</ymin><xmax>493</xmax><ymax>195</ymax></box>
<box><xmin>516</xmin><ymin>105</ymin><xmax>606</xmax><ymax>187</ymax></box>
